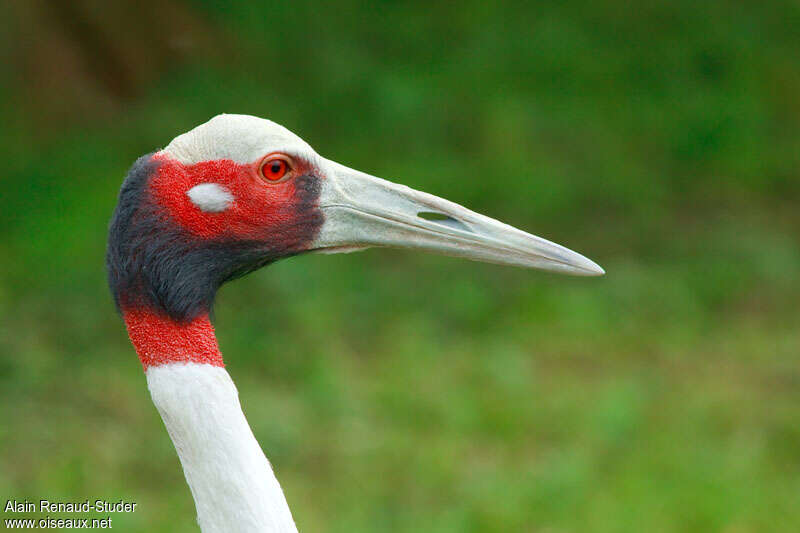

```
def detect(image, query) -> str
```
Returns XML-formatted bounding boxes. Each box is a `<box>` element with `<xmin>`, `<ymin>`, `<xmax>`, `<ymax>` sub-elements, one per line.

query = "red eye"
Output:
<box><xmin>260</xmin><ymin>157</ymin><xmax>290</xmax><ymax>181</ymax></box>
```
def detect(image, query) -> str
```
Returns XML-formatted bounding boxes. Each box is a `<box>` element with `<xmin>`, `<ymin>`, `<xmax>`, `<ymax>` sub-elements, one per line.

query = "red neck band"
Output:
<box><xmin>123</xmin><ymin>308</ymin><xmax>224</xmax><ymax>370</ymax></box>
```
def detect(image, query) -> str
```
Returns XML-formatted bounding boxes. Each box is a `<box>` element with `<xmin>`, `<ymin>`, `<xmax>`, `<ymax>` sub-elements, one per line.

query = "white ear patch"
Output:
<box><xmin>187</xmin><ymin>183</ymin><xmax>234</xmax><ymax>213</ymax></box>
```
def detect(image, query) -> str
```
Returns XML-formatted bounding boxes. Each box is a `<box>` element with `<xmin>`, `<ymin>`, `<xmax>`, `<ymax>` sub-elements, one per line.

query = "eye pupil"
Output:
<box><xmin>271</xmin><ymin>162</ymin><xmax>281</xmax><ymax>173</ymax></box>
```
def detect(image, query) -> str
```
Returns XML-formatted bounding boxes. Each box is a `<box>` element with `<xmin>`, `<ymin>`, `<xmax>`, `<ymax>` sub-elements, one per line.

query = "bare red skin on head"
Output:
<box><xmin>149</xmin><ymin>152</ymin><xmax>313</xmax><ymax>241</ymax></box>
<box><xmin>123</xmin><ymin>307</ymin><xmax>224</xmax><ymax>370</ymax></box>
<box><xmin>120</xmin><ymin>154</ymin><xmax>320</xmax><ymax>370</ymax></box>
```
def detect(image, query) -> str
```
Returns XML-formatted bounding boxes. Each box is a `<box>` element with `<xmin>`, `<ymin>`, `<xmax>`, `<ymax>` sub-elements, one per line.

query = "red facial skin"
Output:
<box><xmin>121</xmin><ymin>153</ymin><xmax>321</xmax><ymax>370</ymax></box>
<box><xmin>148</xmin><ymin>152</ymin><xmax>314</xmax><ymax>240</ymax></box>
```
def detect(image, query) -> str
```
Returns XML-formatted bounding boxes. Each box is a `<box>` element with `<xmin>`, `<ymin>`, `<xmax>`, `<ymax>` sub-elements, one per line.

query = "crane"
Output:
<box><xmin>106</xmin><ymin>114</ymin><xmax>604</xmax><ymax>532</ymax></box>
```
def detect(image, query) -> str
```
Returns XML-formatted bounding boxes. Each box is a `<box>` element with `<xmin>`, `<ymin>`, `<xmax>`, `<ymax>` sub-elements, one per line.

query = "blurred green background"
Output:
<box><xmin>1</xmin><ymin>1</ymin><xmax>799</xmax><ymax>531</ymax></box>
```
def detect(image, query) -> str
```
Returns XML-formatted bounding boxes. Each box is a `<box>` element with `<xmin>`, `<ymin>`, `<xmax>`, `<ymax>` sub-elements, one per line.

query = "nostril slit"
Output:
<box><xmin>418</xmin><ymin>211</ymin><xmax>453</xmax><ymax>221</ymax></box>
<box><xmin>418</xmin><ymin>211</ymin><xmax>473</xmax><ymax>233</ymax></box>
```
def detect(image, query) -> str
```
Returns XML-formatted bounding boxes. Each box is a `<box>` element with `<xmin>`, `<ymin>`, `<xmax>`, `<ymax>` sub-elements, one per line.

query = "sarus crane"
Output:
<box><xmin>106</xmin><ymin>114</ymin><xmax>604</xmax><ymax>532</ymax></box>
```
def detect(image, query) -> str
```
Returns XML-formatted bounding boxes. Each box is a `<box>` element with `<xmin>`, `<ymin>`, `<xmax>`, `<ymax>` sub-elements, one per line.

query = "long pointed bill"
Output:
<box><xmin>312</xmin><ymin>159</ymin><xmax>604</xmax><ymax>276</ymax></box>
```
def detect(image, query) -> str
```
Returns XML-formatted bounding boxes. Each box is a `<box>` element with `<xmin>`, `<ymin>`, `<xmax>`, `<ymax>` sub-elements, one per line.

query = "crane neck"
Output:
<box><xmin>122</xmin><ymin>308</ymin><xmax>224</xmax><ymax>369</ymax></box>
<box><xmin>122</xmin><ymin>308</ymin><xmax>298</xmax><ymax>533</ymax></box>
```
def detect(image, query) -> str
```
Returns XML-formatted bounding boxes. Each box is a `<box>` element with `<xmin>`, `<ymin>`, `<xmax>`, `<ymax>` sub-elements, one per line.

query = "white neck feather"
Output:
<box><xmin>146</xmin><ymin>363</ymin><xmax>298</xmax><ymax>533</ymax></box>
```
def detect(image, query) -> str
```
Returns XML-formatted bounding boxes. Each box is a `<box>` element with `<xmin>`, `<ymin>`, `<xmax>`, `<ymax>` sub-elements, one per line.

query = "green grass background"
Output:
<box><xmin>1</xmin><ymin>1</ymin><xmax>799</xmax><ymax>531</ymax></box>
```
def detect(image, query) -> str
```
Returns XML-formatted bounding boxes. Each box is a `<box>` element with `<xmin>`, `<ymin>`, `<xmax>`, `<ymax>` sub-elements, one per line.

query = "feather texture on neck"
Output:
<box><xmin>147</xmin><ymin>363</ymin><xmax>298</xmax><ymax>533</ymax></box>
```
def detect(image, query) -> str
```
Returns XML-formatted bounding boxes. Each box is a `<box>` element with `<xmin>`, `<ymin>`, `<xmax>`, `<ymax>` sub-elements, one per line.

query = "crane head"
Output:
<box><xmin>107</xmin><ymin>114</ymin><xmax>603</xmax><ymax>322</ymax></box>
